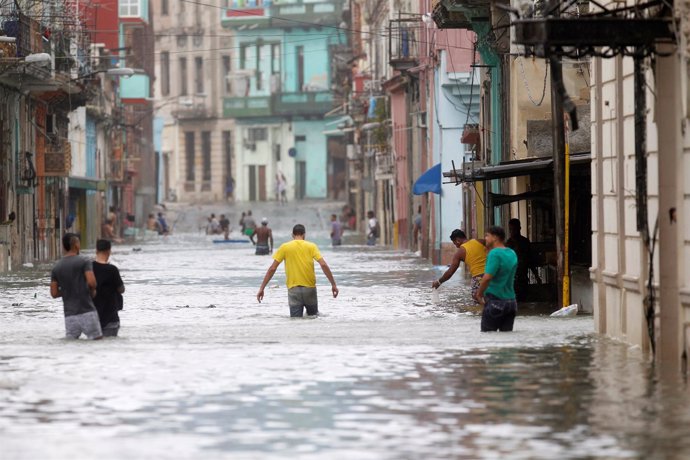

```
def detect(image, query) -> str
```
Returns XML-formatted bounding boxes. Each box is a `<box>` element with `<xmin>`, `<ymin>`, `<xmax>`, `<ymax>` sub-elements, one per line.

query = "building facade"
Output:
<box><xmin>220</xmin><ymin>0</ymin><xmax>346</xmax><ymax>202</ymax></box>
<box><xmin>0</xmin><ymin>3</ymin><xmax>91</xmax><ymax>271</ymax></box>
<box><xmin>153</xmin><ymin>0</ymin><xmax>235</xmax><ymax>204</ymax></box>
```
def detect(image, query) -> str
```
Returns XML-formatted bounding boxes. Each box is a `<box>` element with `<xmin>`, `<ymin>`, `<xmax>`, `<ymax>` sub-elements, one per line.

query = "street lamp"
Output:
<box><xmin>72</xmin><ymin>67</ymin><xmax>137</xmax><ymax>81</ymax></box>
<box><xmin>24</xmin><ymin>53</ymin><xmax>51</xmax><ymax>64</ymax></box>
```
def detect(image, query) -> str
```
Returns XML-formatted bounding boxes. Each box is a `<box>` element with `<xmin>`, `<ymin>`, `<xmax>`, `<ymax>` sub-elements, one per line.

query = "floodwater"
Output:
<box><xmin>2</xmin><ymin>226</ymin><xmax>690</xmax><ymax>459</ymax></box>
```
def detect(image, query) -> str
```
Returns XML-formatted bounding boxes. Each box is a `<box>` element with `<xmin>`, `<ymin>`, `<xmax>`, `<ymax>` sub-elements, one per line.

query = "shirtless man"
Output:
<box><xmin>432</xmin><ymin>229</ymin><xmax>487</xmax><ymax>300</ymax></box>
<box><xmin>251</xmin><ymin>218</ymin><xmax>274</xmax><ymax>255</ymax></box>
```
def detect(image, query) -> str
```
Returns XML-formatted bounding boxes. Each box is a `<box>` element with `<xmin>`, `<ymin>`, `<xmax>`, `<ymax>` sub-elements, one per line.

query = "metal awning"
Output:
<box><xmin>68</xmin><ymin>177</ymin><xmax>106</xmax><ymax>191</ymax></box>
<box><xmin>444</xmin><ymin>152</ymin><xmax>591</xmax><ymax>184</ymax></box>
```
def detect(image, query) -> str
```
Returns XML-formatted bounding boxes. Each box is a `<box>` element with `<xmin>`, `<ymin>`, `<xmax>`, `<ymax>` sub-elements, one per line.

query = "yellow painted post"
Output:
<box><xmin>563</xmin><ymin>119</ymin><xmax>571</xmax><ymax>307</ymax></box>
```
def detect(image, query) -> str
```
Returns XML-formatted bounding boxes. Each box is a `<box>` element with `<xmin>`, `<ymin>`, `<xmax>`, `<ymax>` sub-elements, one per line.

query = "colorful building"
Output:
<box><xmin>220</xmin><ymin>0</ymin><xmax>346</xmax><ymax>202</ymax></box>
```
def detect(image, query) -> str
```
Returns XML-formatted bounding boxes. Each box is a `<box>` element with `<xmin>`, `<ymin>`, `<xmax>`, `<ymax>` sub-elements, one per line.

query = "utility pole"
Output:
<box><xmin>550</xmin><ymin>52</ymin><xmax>566</xmax><ymax>309</ymax></box>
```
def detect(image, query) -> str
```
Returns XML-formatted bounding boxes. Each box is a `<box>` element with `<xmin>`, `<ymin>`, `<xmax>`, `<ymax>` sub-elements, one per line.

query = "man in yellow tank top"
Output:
<box><xmin>432</xmin><ymin>229</ymin><xmax>487</xmax><ymax>300</ymax></box>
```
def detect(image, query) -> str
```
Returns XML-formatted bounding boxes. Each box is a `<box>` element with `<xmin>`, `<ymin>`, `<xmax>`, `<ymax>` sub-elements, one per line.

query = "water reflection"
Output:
<box><xmin>1</xmin><ymin>234</ymin><xmax>689</xmax><ymax>459</ymax></box>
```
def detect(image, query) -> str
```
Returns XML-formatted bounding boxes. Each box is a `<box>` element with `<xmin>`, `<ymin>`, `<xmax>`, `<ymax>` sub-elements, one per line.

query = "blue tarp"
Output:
<box><xmin>413</xmin><ymin>163</ymin><xmax>442</xmax><ymax>195</ymax></box>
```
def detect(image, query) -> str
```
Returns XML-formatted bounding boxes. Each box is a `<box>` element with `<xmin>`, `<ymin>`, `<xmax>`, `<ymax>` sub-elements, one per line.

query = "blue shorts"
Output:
<box><xmin>481</xmin><ymin>294</ymin><xmax>517</xmax><ymax>332</ymax></box>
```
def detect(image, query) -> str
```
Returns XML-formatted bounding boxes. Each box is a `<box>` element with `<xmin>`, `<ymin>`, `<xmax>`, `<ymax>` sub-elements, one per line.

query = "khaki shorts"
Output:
<box><xmin>65</xmin><ymin>310</ymin><xmax>102</xmax><ymax>339</ymax></box>
<box><xmin>288</xmin><ymin>286</ymin><xmax>318</xmax><ymax>317</ymax></box>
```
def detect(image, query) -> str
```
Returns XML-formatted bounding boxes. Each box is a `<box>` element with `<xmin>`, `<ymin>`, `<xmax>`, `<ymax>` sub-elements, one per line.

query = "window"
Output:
<box><xmin>179</xmin><ymin>57</ymin><xmax>188</xmax><ymax>96</ymax></box>
<box><xmin>161</xmin><ymin>0</ymin><xmax>168</xmax><ymax>15</ymax></box>
<box><xmin>240</xmin><ymin>44</ymin><xmax>247</xmax><ymax>70</ymax></box>
<box><xmin>271</xmin><ymin>43</ymin><xmax>280</xmax><ymax>74</ymax></box>
<box><xmin>222</xmin><ymin>55</ymin><xmax>232</xmax><ymax>95</ymax></box>
<box><xmin>256</xmin><ymin>45</ymin><xmax>263</xmax><ymax>91</ymax></box>
<box><xmin>296</xmin><ymin>46</ymin><xmax>304</xmax><ymax>92</ymax></box>
<box><xmin>194</xmin><ymin>57</ymin><xmax>204</xmax><ymax>94</ymax></box>
<box><xmin>274</xmin><ymin>143</ymin><xmax>281</xmax><ymax>162</ymax></box>
<box><xmin>202</xmin><ymin>131</ymin><xmax>212</xmax><ymax>182</ymax></box>
<box><xmin>247</xmin><ymin>127</ymin><xmax>268</xmax><ymax>142</ymax></box>
<box><xmin>185</xmin><ymin>132</ymin><xmax>195</xmax><ymax>182</ymax></box>
<box><xmin>119</xmin><ymin>0</ymin><xmax>140</xmax><ymax>17</ymax></box>
<box><xmin>223</xmin><ymin>130</ymin><xmax>232</xmax><ymax>180</ymax></box>
<box><xmin>160</xmin><ymin>51</ymin><xmax>170</xmax><ymax>96</ymax></box>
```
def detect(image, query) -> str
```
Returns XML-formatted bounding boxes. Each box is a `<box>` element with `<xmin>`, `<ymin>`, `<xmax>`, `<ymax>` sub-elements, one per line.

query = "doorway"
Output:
<box><xmin>248</xmin><ymin>165</ymin><xmax>257</xmax><ymax>201</ymax></box>
<box><xmin>248</xmin><ymin>165</ymin><xmax>267</xmax><ymax>201</ymax></box>
<box><xmin>296</xmin><ymin>161</ymin><xmax>306</xmax><ymax>200</ymax></box>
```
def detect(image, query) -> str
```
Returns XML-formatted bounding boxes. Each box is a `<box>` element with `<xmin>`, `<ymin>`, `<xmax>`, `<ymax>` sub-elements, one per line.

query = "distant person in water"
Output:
<box><xmin>157</xmin><ymin>212</ymin><xmax>170</xmax><ymax>235</ymax></box>
<box><xmin>92</xmin><ymin>239</ymin><xmax>125</xmax><ymax>337</ymax></box>
<box><xmin>243</xmin><ymin>211</ymin><xmax>256</xmax><ymax>238</ymax></box>
<box><xmin>239</xmin><ymin>211</ymin><xmax>246</xmax><ymax>234</ymax></box>
<box><xmin>147</xmin><ymin>213</ymin><xmax>159</xmax><ymax>232</ymax></box>
<box><xmin>219</xmin><ymin>214</ymin><xmax>231</xmax><ymax>240</ymax></box>
<box><xmin>50</xmin><ymin>233</ymin><xmax>102</xmax><ymax>340</ymax></box>
<box><xmin>257</xmin><ymin>224</ymin><xmax>338</xmax><ymax>317</ymax></box>
<box><xmin>251</xmin><ymin>218</ymin><xmax>274</xmax><ymax>255</ymax></box>
<box><xmin>330</xmin><ymin>214</ymin><xmax>343</xmax><ymax>246</ymax></box>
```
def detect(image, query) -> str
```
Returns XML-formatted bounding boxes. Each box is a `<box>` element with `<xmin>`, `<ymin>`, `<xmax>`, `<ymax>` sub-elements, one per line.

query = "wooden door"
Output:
<box><xmin>258</xmin><ymin>165</ymin><xmax>267</xmax><ymax>201</ymax></box>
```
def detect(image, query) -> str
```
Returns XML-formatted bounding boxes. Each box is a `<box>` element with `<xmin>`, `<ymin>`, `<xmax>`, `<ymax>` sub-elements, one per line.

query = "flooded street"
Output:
<box><xmin>2</xmin><ymin>206</ymin><xmax>690</xmax><ymax>459</ymax></box>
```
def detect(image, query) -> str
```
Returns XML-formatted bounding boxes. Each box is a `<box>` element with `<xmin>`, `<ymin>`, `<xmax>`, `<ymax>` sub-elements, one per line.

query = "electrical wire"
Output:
<box><xmin>517</xmin><ymin>56</ymin><xmax>548</xmax><ymax>106</ymax></box>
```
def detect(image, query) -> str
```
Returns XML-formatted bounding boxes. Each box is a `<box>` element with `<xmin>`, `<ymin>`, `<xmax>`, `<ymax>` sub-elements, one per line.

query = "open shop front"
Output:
<box><xmin>445</xmin><ymin>153</ymin><xmax>592</xmax><ymax>309</ymax></box>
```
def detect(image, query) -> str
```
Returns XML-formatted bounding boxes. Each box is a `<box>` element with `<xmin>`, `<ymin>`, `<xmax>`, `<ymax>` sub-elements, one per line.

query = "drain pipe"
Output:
<box><xmin>634</xmin><ymin>54</ymin><xmax>655</xmax><ymax>354</ymax></box>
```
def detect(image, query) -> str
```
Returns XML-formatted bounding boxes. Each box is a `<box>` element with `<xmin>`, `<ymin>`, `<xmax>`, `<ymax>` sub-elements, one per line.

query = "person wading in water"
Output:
<box><xmin>256</xmin><ymin>224</ymin><xmax>338</xmax><ymax>317</ymax></box>
<box><xmin>432</xmin><ymin>229</ymin><xmax>487</xmax><ymax>302</ymax></box>
<box><xmin>251</xmin><ymin>218</ymin><xmax>274</xmax><ymax>255</ymax></box>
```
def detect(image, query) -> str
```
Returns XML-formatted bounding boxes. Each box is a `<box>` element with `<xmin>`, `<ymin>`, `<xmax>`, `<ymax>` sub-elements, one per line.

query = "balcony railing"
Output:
<box><xmin>173</xmin><ymin>96</ymin><xmax>211</xmax><ymax>119</ymax></box>
<box><xmin>42</xmin><ymin>139</ymin><xmax>71</xmax><ymax>177</ymax></box>
<box><xmin>272</xmin><ymin>0</ymin><xmax>340</xmax><ymax>25</ymax></box>
<box><xmin>108</xmin><ymin>159</ymin><xmax>124</xmax><ymax>181</ymax></box>
<box><xmin>221</xmin><ymin>0</ymin><xmax>271</xmax><ymax>27</ymax></box>
<box><xmin>389</xmin><ymin>19</ymin><xmax>420</xmax><ymax>70</ymax></box>
<box><xmin>223</xmin><ymin>96</ymin><xmax>272</xmax><ymax>117</ymax></box>
<box><xmin>221</xmin><ymin>0</ymin><xmax>341</xmax><ymax>28</ymax></box>
<box><xmin>273</xmin><ymin>91</ymin><xmax>333</xmax><ymax>116</ymax></box>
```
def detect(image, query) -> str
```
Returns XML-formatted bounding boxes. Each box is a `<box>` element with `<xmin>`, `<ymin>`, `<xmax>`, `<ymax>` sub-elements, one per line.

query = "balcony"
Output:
<box><xmin>223</xmin><ymin>96</ymin><xmax>272</xmax><ymax>118</ymax></box>
<box><xmin>272</xmin><ymin>0</ymin><xmax>341</xmax><ymax>25</ymax></box>
<box><xmin>273</xmin><ymin>91</ymin><xmax>333</xmax><ymax>116</ymax></box>
<box><xmin>173</xmin><ymin>96</ymin><xmax>211</xmax><ymax>120</ymax></box>
<box><xmin>108</xmin><ymin>159</ymin><xmax>124</xmax><ymax>182</ymax></box>
<box><xmin>431</xmin><ymin>0</ymin><xmax>472</xmax><ymax>29</ymax></box>
<box><xmin>221</xmin><ymin>0</ymin><xmax>342</xmax><ymax>28</ymax></box>
<box><xmin>389</xmin><ymin>19</ymin><xmax>420</xmax><ymax>71</ymax></box>
<box><xmin>41</xmin><ymin>139</ymin><xmax>72</xmax><ymax>177</ymax></box>
<box><xmin>221</xmin><ymin>0</ymin><xmax>271</xmax><ymax>27</ymax></box>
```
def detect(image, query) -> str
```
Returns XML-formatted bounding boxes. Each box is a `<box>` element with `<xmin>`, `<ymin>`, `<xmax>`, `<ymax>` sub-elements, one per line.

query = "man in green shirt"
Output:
<box><xmin>474</xmin><ymin>226</ymin><xmax>518</xmax><ymax>332</ymax></box>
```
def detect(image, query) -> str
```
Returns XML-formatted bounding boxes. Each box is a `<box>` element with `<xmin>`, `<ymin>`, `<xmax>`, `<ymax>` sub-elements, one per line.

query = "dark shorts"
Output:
<box><xmin>288</xmin><ymin>286</ymin><xmax>318</xmax><ymax>317</ymax></box>
<box><xmin>255</xmin><ymin>244</ymin><xmax>270</xmax><ymax>255</ymax></box>
<box><xmin>481</xmin><ymin>294</ymin><xmax>517</xmax><ymax>332</ymax></box>
<box><xmin>102</xmin><ymin>321</ymin><xmax>120</xmax><ymax>337</ymax></box>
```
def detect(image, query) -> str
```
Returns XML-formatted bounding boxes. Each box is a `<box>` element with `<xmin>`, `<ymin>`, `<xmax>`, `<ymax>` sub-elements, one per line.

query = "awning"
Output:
<box><xmin>68</xmin><ymin>177</ymin><xmax>106</xmax><ymax>191</ymax></box>
<box><xmin>444</xmin><ymin>152</ymin><xmax>591</xmax><ymax>184</ymax></box>
<box><xmin>413</xmin><ymin>163</ymin><xmax>442</xmax><ymax>195</ymax></box>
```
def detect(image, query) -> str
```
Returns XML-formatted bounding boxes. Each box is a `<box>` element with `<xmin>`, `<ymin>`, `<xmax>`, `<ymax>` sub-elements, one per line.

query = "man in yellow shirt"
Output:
<box><xmin>257</xmin><ymin>224</ymin><xmax>339</xmax><ymax>317</ymax></box>
<box><xmin>432</xmin><ymin>229</ymin><xmax>487</xmax><ymax>300</ymax></box>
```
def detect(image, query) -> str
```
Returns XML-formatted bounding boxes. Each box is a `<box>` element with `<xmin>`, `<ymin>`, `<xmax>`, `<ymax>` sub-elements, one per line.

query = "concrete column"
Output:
<box><xmin>655</xmin><ymin>47</ymin><xmax>683</xmax><ymax>375</ymax></box>
<box><xmin>593</xmin><ymin>57</ymin><xmax>607</xmax><ymax>334</ymax></box>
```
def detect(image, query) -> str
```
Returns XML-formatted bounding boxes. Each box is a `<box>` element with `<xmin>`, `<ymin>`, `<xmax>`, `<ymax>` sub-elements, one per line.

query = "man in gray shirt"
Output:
<box><xmin>50</xmin><ymin>233</ymin><xmax>102</xmax><ymax>340</ymax></box>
